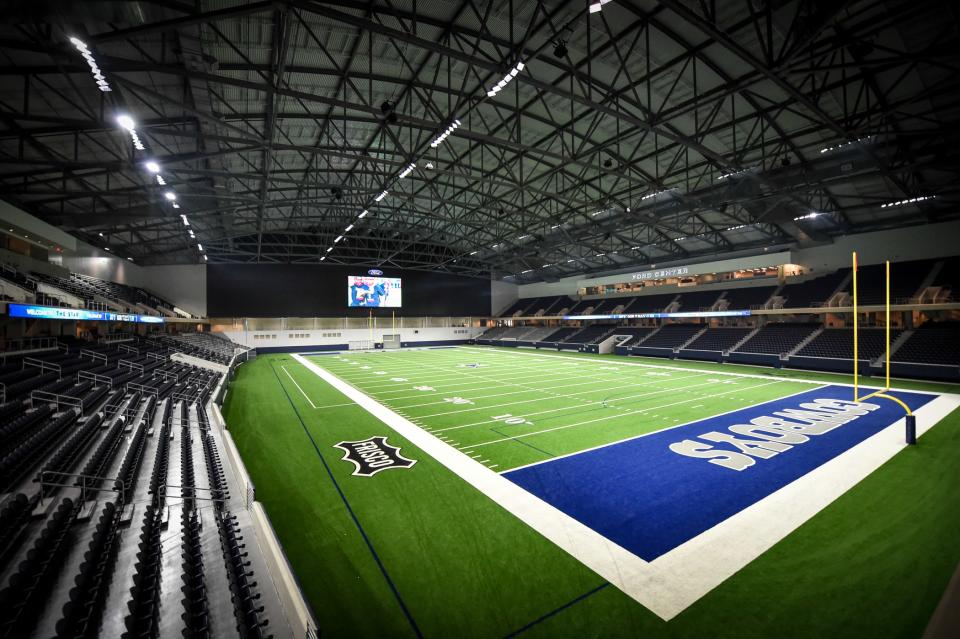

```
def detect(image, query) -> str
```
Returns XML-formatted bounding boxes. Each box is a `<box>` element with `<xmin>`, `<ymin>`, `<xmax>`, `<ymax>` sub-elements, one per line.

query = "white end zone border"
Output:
<box><xmin>292</xmin><ymin>353</ymin><xmax>960</xmax><ymax>621</ymax></box>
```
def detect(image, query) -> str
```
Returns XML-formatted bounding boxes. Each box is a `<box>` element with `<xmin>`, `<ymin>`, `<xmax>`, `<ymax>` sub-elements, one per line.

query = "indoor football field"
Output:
<box><xmin>222</xmin><ymin>346</ymin><xmax>960</xmax><ymax>639</ymax></box>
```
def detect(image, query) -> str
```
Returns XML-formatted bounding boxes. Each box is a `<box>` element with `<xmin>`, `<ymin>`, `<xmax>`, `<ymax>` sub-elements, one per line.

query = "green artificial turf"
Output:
<box><xmin>222</xmin><ymin>348</ymin><xmax>960</xmax><ymax>638</ymax></box>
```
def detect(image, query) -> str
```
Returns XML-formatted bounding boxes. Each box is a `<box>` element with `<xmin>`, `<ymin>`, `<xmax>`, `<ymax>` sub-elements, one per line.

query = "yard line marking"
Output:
<box><xmin>466</xmin><ymin>379</ymin><xmax>785</xmax><ymax>448</ymax></box>
<box><xmin>281</xmin><ymin>365</ymin><xmax>317</xmax><ymax>409</ymax></box>
<box><xmin>427</xmin><ymin>375</ymin><xmax>719</xmax><ymax>431</ymax></box>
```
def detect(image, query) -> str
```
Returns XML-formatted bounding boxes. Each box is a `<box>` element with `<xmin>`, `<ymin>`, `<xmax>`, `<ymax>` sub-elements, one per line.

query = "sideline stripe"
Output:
<box><xmin>281</xmin><ymin>365</ymin><xmax>317</xmax><ymax>409</ymax></box>
<box><xmin>503</xmin><ymin>582</ymin><xmax>610</xmax><ymax>638</ymax></box>
<box><xmin>267</xmin><ymin>362</ymin><xmax>423</xmax><ymax>638</ymax></box>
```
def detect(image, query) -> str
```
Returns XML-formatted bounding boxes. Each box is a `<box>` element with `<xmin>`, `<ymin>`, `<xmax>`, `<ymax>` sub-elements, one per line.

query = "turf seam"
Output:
<box><xmin>502</xmin><ymin>582</ymin><xmax>610</xmax><ymax>638</ymax></box>
<box><xmin>267</xmin><ymin>362</ymin><xmax>424</xmax><ymax>639</ymax></box>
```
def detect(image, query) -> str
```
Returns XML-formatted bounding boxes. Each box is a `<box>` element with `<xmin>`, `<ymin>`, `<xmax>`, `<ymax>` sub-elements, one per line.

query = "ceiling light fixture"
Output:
<box><xmin>145</xmin><ymin>161</ymin><xmax>160</xmax><ymax>173</ymax></box>
<box><xmin>197</xmin><ymin>244</ymin><xmax>203</xmax><ymax>251</ymax></box>
<box><xmin>398</xmin><ymin>163</ymin><xmax>416</xmax><ymax>179</ymax></box>
<box><xmin>589</xmin><ymin>0</ymin><xmax>614</xmax><ymax>13</ymax></box>
<box><xmin>334</xmin><ymin>235</ymin><xmax>343</xmax><ymax>243</ymax></box>
<box><xmin>69</xmin><ymin>36</ymin><xmax>112</xmax><ymax>92</ymax></box>
<box><xmin>358</xmin><ymin>210</ymin><xmax>368</xmax><ymax>219</ymax></box>
<box><xmin>164</xmin><ymin>191</ymin><xmax>176</xmax><ymax>201</ymax></box>
<box><xmin>374</xmin><ymin>191</ymin><xmax>388</xmax><ymax>202</ymax></box>
<box><xmin>429</xmin><ymin>120</ymin><xmax>462</xmax><ymax>148</ymax></box>
<box><xmin>326</xmin><ymin>247</ymin><xmax>333</xmax><ymax>253</ymax></box>
<box><xmin>880</xmin><ymin>195</ymin><xmax>936</xmax><ymax>208</ymax></box>
<box><xmin>181</xmin><ymin>214</ymin><xmax>189</xmax><ymax>226</ymax></box>
<box><xmin>156</xmin><ymin>175</ymin><xmax>166</xmax><ymax>185</ymax></box>
<box><xmin>487</xmin><ymin>61</ymin><xmax>524</xmax><ymax>98</ymax></box>
<box><xmin>344</xmin><ymin>224</ymin><xmax>354</xmax><ymax>232</ymax></box>
<box><xmin>115</xmin><ymin>114</ymin><xmax>146</xmax><ymax>150</ymax></box>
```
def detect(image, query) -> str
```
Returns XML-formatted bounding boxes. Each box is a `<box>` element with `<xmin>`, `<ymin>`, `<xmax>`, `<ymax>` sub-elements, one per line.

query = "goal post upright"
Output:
<box><xmin>853</xmin><ymin>251</ymin><xmax>859</xmax><ymax>401</ymax></box>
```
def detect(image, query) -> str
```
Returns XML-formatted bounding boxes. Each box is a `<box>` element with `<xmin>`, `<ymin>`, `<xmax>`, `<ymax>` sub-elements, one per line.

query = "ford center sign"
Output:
<box><xmin>368</xmin><ymin>269</ymin><xmax>384</xmax><ymax>276</ymax></box>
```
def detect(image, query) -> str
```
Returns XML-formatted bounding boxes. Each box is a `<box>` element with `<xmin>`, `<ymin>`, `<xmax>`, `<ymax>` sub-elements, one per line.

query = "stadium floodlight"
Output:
<box><xmin>164</xmin><ymin>191</ymin><xmax>176</xmax><ymax>201</ymax></box>
<box><xmin>344</xmin><ymin>224</ymin><xmax>354</xmax><ymax>232</ymax></box>
<box><xmin>156</xmin><ymin>175</ymin><xmax>166</xmax><ymax>185</ymax></box>
<box><xmin>319</xmin><ymin>256</ymin><xmax>326</xmax><ymax>261</ymax></box>
<box><xmin>181</xmin><ymin>214</ymin><xmax>189</xmax><ymax>226</ymax></box>
<box><xmin>358</xmin><ymin>210</ymin><xmax>368</xmax><ymax>218</ymax></box>
<box><xmin>127</xmin><ymin>257</ymin><xmax>133</xmax><ymax>261</ymax></box>
<box><xmin>197</xmin><ymin>243</ymin><xmax>203</xmax><ymax>251</ymax></box>
<box><xmin>375</xmin><ymin>191</ymin><xmax>388</xmax><ymax>202</ymax></box>
<box><xmin>188</xmin><ymin>229</ymin><xmax>195</xmax><ymax>238</ymax></box>
<box><xmin>326</xmin><ymin>247</ymin><xmax>333</xmax><ymax>253</ymax></box>
<box><xmin>116</xmin><ymin>114</ymin><xmax>136</xmax><ymax>131</ymax></box>
<box><xmin>487</xmin><ymin>60</ymin><xmax>525</xmax><ymax>97</ymax></box>
<box><xmin>398</xmin><ymin>163</ymin><xmax>416</xmax><ymax>179</ymax></box>
<box><xmin>792</xmin><ymin>213</ymin><xmax>820</xmax><ymax>221</ymax></box>
<box><xmin>203</xmin><ymin>255</ymin><xmax>208</xmax><ymax>261</ymax></box>
<box><xmin>334</xmin><ymin>235</ymin><xmax>343</xmax><ymax>243</ymax></box>
<box><xmin>521</xmin><ymin>269</ymin><xmax>532</xmax><ymax>274</ymax></box>
<box><xmin>172</xmin><ymin>202</ymin><xmax>180</xmax><ymax>209</ymax></box>
<box><xmin>145</xmin><ymin>161</ymin><xmax>160</xmax><ymax>173</ymax></box>
<box><xmin>469</xmin><ymin>250</ymin><xmax>478</xmax><ymax>255</ymax></box>
<box><xmin>103</xmin><ymin>247</ymin><xmax>110</xmax><ymax>251</ymax></box>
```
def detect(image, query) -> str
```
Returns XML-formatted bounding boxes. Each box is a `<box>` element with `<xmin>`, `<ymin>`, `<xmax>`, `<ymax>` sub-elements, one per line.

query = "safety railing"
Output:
<box><xmin>30</xmin><ymin>390</ymin><xmax>82</xmax><ymax>413</ymax></box>
<box><xmin>78</xmin><ymin>370</ymin><xmax>113</xmax><ymax>389</ymax></box>
<box><xmin>23</xmin><ymin>357</ymin><xmax>62</xmax><ymax>379</ymax></box>
<box><xmin>79</xmin><ymin>349</ymin><xmax>108</xmax><ymax>365</ymax></box>
<box><xmin>118</xmin><ymin>359</ymin><xmax>144</xmax><ymax>375</ymax></box>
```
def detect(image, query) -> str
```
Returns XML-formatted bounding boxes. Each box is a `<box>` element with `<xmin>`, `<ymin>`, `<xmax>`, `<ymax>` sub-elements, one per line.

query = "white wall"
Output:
<box><xmin>491</xmin><ymin>279</ymin><xmax>518</xmax><ymax>316</ymax></box>
<box><xmin>223</xmin><ymin>326</ymin><xmax>483</xmax><ymax>349</ymax></box>
<box><xmin>59</xmin><ymin>250</ymin><xmax>207</xmax><ymax>317</ymax></box>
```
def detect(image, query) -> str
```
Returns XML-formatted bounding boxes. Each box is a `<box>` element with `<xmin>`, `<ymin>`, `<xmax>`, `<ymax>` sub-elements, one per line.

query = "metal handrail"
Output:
<box><xmin>78</xmin><ymin>370</ymin><xmax>113</xmax><ymax>388</ymax></box>
<box><xmin>30</xmin><ymin>390</ymin><xmax>82</xmax><ymax>412</ymax></box>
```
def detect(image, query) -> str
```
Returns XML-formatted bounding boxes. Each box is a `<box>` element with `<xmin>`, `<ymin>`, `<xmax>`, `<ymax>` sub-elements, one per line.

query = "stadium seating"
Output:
<box><xmin>563</xmin><ymin>325</ymin><xmax>617</xmax><ymax>344</ymax></box>
<box><xmin>0</xmin><ymin>335</ymin><xmax>280</xmax><ymax>638</ymax></box>
<box><xmin>721</xmin><ymin>286</ymin><xmax>777</xmax><ymax>310</ymax></box>
<box><xmin>622</xmin><ymin>293</ymin><xmax>678</xmax><ymax>313</ymax></box>
<box><xmin>891</xmin><ymin>322</ymin><xmax>960</xmax><ymax>367</ymax></box>
<box><xmin>778</xmin><ymin>270</ymin><xmax>849</xmax><ymax>308</ymax></box>
<box><xmin>607</xmin><ymin>327</ymin><xmax>655</xmax><ymax>346</ymax></box>
<box><xmin>850</xmin><ymin>259</ymin><xmax>935</xmax><ymax>305</ymax></box>
<box><xmin>732</xmin><ymin>323</ymin><xmax>820</xmax><ymax>355</ymax></box>
<box><xmin>794</xmin><ymin>328</ymin><xmax>899</xmax><ymax>361</ymax></box>
<box><xmin>682</xmin><ymin>327</ymin><xmax>754</xmax><ymax>352</ymax></box>
<box><xmin>637</xmin><ymin>324</ymin><xmax>703</xmax><ymax>349</ymax></box>
<box><xmin>674</xmin><ymin>290</ymin><xmax>722</xmax><ymax>312</ymax></box>
<box><xmin>539</xmin><ymin>327</ymin><xmax>579</xmax><ymax>342</ymax></box>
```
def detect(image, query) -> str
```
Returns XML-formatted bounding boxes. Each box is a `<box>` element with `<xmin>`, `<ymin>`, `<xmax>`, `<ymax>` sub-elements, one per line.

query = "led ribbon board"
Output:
<box><xmin>7</xmin><ymin>303</ymin><xmax>165</xmax><ymax>324</ymax></box>
<box><xmin>562</xmin><ymin>310</ymin><xmax>752</xmax><ymax>321</ymax></box>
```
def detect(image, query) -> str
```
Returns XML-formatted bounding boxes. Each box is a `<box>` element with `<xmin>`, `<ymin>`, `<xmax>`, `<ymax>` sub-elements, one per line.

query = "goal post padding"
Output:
<box><xmin>382</xmin><ymin>334</ymin><xmax>401</xmax><ymax>349</ymax></box>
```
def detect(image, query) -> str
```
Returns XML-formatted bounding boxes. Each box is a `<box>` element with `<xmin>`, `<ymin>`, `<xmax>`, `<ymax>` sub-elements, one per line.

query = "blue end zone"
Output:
<box><xmin>503</xmin><ymin>385</ymin><xmax>935</xmax><ymax>561</ymax></box>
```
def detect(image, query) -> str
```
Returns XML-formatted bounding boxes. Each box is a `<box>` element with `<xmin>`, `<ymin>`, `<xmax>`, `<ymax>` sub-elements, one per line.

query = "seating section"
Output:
<box><xmin>638</xmin><ymin>324</ymin><xmax>703</xmax><ymax>349</ymax></box>
<box><xmin>540</xmin><ymin>327</ymin><xmax>579</xmax><ymax>342</ymax></box>
<box><xmin>683</xmin><ymin>327</ymin><xmax>753</xmax><ymax>352</ymax></box>
<box><xmin>623</xmin><ymin>293</ymin><xmax>678</xmax><ymax>314</ymax></box>
<box><xmin>0</xmin><ymin>339</ymin><xmax>280</xmax><ymax>638</ymax></box>
<box><xmin>563</xmin><ymin>325</ymin><xmax>616</xmax><ymax>344</ymax></box>
<box><xmin>0</xmin><ymin>261</ymin><xmax>177</xmax><ymax>316</ymax></box>
<box><xmin>733</xmin><ymin>323</ymin><xmax>820</xmax><ymax>355</ymax></box>
<box><xmin>892</xmin><ymin>322</ymin><xmax>960</xmax><ymax>366</ymax></box>
<box><xmin>851</xmin><ymin>259</ymin><xmax>935</xmax><ymax>305</ymax></box>
<box><xmin>608</xmin><ymin>327</ymin><xmax>655</xmax><ymax>346</ymax></box>
<box><xmin>795</xmin><ymin>328</ymin><xmax>900</xmax><ymax>360</ymax></box>
<box><xmin>721</xmin><ymin>286</ymin><xmax>776</xmax><ymax>310</ymax></box>
<box><xmin>161</xmin><ymin>333</ymin><xmax>246</xmax><ymax>365</ymax></box>
<box><xmin>674</xmin><ymin>290</ymin><xmax>721</xmax><ymax>312</ymax></box>
<box><xmin>779</xmin><ymin>270</ymin><xmax>849</xmax><ymax>308</ymax></box>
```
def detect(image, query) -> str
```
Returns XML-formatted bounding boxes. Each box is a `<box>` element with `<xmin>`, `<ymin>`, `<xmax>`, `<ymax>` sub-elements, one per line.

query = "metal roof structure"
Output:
<box><xmin>0</xmin><ymin>1</ymin><xmax>958</xmax><ymax>282</ymax></box>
